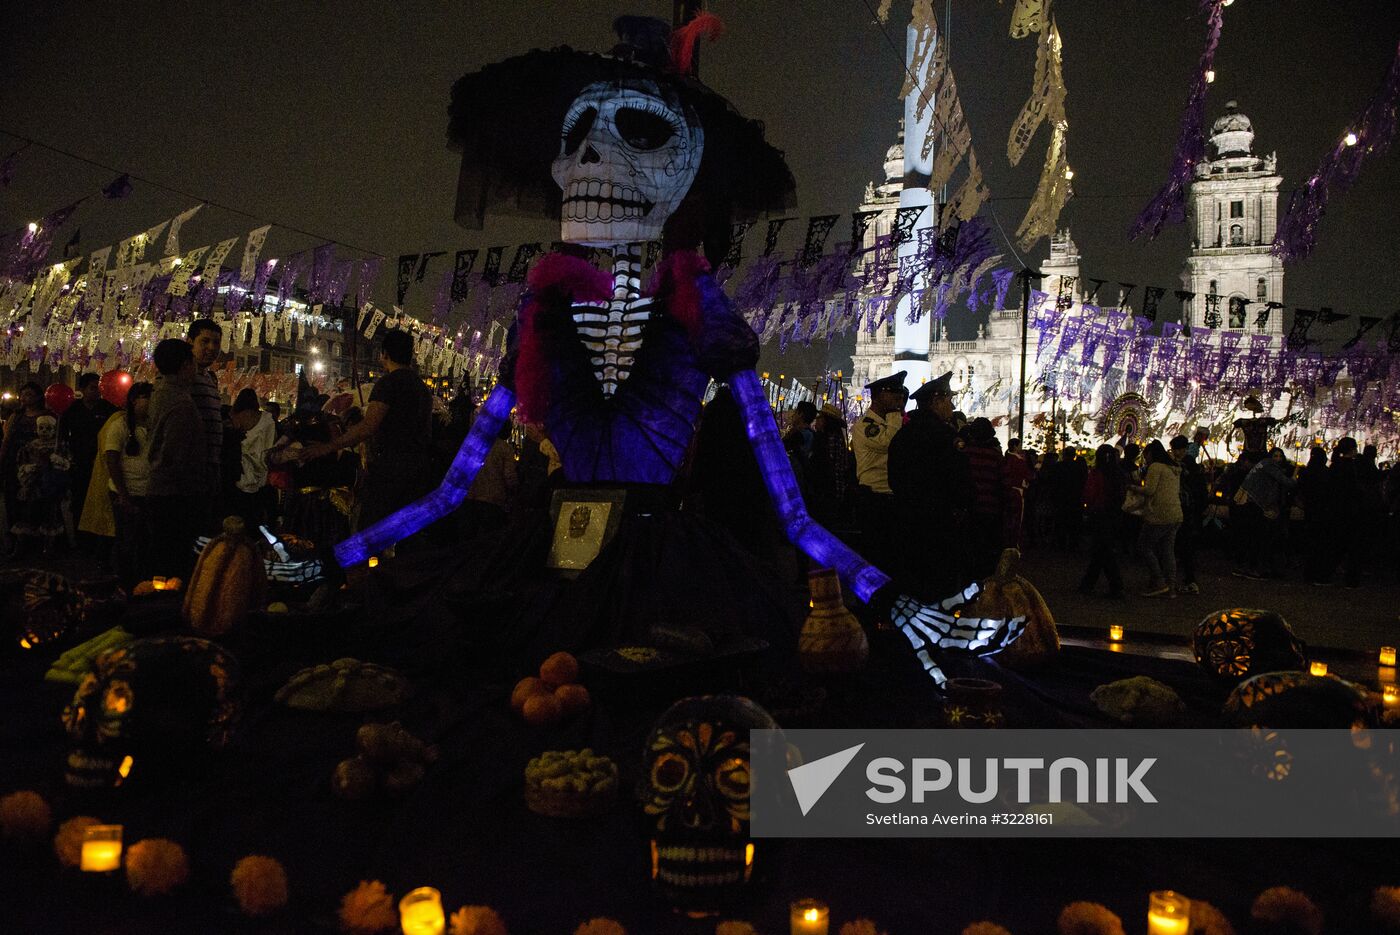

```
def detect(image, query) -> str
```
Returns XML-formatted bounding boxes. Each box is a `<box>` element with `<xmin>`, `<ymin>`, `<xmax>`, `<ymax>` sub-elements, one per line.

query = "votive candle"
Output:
<box><xmin>790</xmin><ymin>898</ymin><xmax>830</xmax><ymax>935</ymax></box>
<box><xmin>399</xmin><ymin>886</ymin><xmax>444</xmax><ymax>935</ymax></box>
<box><xmin>1381</xmin><ymin>646</ymin><xmax>1397</xmax><ymax>667</ymax></box>
<box><xmin>1148</xmin><ymin>890</ymin><xmax>1191</xmax><ymax>935</ymax></box>
<box><xmin>152</xmin><ymin>576</ymin><xmax>167</xmax><ymax>591</ymax></box>
<box><xmin>1109</xmin><ymin>625</ymin><xmax>1124</xmax><ymax>642</ymax></box>
<box><xmin>1309</xmin><ymin>661</ymin><xmax>1328</xmax><ymax>677</ymax></box>
<box><xmin>1383</xmin><ymin>684</ymin><xmax>1398</xmax><ymax>706</ymax></box>
<box><xmin>80</xmin><ymin>824</ymin><xmax>123</xmax><ymax>873</ymax></box>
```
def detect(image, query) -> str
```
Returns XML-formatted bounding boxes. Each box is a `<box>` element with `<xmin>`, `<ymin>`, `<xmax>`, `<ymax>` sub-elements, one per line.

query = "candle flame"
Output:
<box><xmin>804</xmin><ymin>909</ymin><xmax>820</xmax><ymax>922</ymax></box>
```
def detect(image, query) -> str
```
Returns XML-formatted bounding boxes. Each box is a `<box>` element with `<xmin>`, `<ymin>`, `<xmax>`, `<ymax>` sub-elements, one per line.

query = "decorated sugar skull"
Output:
<box><xmin>34</xmin><ymin>415</ymin><xmax>57</xmax><ymax>440</ymax></box>
<box><xmin>2</xmin><ymin>569</ymin><xmax>97</xmax><ymax>652</ymax></box>
<box><xmin>641</xmin><ymin>694</ymin><xmax>779</xmax><ymax>909</ymax></box>
<box><xmin>63</xmin><ymin>636</ymin><xmax>240</xmax><ymax>789</ymax></box>
<box><xmin>1193</xmin><ymin>608</ymin><xmax>1307</xmax><ymax>683</ymax></box>
<box><xmin>551</xmin><ymin>79</ymin><xmax>703</xmax><ymax>246</ymax></box>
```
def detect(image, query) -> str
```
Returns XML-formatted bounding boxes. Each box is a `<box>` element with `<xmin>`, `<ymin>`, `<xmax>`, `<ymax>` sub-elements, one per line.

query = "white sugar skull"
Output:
<box><xmin>551</xmin><ymin>80</ymin><xmax>704</xmax><ymax>245</ymax></box>
<box><xmin>35</xmin><ymin>415</ymin><xmax>57</xmax><ymax>439</ymax></box>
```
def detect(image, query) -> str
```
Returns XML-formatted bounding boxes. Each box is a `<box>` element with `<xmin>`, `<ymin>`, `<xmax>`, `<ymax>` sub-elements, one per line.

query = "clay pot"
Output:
<box><xmin>798</xmin><ymin>568</ymin><xmax>869</xmax><ymax>673</ymax></box>
<box><xmin>940</xmin><ymin>677</ymin><xmax>1005</xmax><ymax>728</ymax></box>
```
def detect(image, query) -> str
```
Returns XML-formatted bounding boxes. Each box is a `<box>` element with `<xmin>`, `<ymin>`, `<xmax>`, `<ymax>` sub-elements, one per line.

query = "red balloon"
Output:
<box><xmin>44</xmin><ymin>382</ymin><xmax>75</xmax><ymax>416</ymax></box>
<box><xmin>99</xmin><ymin>370</ymin><xmax>132</xmax><ymax>408</ymax></box>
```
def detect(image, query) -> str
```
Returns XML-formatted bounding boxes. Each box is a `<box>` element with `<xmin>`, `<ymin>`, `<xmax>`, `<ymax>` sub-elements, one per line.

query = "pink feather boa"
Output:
<box><xmin>514</xmin><ymin>250</ymin><xmax>710</xmax><ymax>422</ymax></box>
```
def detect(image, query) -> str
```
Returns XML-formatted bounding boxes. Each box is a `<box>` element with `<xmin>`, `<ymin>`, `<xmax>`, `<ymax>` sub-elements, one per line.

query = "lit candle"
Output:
<box><xmin>790</xmin><ymin>899</ymin><xmax>829</xmax><ymax>935</ymax></box>
<box><xmin>152</xmin><ymin>576</ymin><xmax>167</xmax><ymax>591</ymax></box>
<box><xmin>1108</xmin><ymin>625</ymin><xmax>1124</xmax><ymax>642</ymax></box>
<box><xmin>1384</xmin><ymin>684</ymin><xmax>1399</xmax><ymax>706</ymax></box>
<box><xmin>1309</xmin><ymin>661</ymin><xmax>1328</xmax><ymax>677</ymax></box>
<box><xmin>80</xmin><ymin>825</ymin><xmax>123</xmax><ymax>873</ymax></box>
<box><xmin>1148</xmin><ymin>891</ymin><xmax>1191</xmax><ymax>935</ymax></box>
<box><xmin>399</xmin><ymin>887</ymin><xmax>444</xmax><ymax>935</ymax></box>
<box><xmin>1381</xmin><ymin>647</ymin><xmax>1397</xmax><ymax>667</ymax></box>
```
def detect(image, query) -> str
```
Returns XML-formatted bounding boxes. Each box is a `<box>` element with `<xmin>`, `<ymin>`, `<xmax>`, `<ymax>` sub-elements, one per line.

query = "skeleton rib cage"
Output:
<box><xmin>571</xmin><ymin>245</ymin><xmax>651</xmax><ymax>397</ymax></box>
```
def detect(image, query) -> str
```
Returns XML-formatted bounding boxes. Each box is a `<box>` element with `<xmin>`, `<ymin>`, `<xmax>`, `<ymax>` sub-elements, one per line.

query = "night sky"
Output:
<box><xmin>3</xmin><ymin>1</ymin><xmax>1397</xmax><ymax>382</ymax></box>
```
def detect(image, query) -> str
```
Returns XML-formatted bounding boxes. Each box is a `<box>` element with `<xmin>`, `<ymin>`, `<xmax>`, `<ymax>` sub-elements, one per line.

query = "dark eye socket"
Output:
<box><xmin>563</xmin><ymin>107</ymin><xmax>597</xmax><ymax>155</ymax></box>
<box><xmin>714</xmin><ymin>756</ymin><xmax>750</xmax><ymax>799</ymax></box>
<box><xmin>615</xmin><ymin>108</ymin><xmax>676</xmax><ymax>150</ymax></box>
<box><xmin>652</xmin><ymin>752</ymin><xmax>690</xmax><ymax>792</ymax></box>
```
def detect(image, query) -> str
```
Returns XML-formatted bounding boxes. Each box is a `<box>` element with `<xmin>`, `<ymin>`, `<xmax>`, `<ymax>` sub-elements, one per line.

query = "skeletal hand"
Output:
<box><xmin>890</xmin><ymin>583</ymin><xmax>1027</xmax><ymax>688</ymax></box>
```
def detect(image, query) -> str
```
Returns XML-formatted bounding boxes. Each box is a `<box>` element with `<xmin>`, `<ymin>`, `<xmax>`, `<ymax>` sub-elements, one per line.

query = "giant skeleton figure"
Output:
<box><xmin>334</xmin><ymin>17</ymin><xmax>1026</xmax><ymax>685</ymax></box>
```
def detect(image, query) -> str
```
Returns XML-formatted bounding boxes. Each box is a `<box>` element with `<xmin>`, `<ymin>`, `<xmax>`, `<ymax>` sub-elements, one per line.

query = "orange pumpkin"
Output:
<box><xmin>522</xmin><ymin>693</ymin><xmax>563</xmax><ymax>726</ymax></box>
<box><xmin>511</xmin><ymin>677</ymin><xmax>550</xmax><ymax>713</ymax></box>
<box><xmin>539</xmin><ymin>651</ymin><xmax>579</xmax><ymax>687</ymax></box>
<box><xmin>554</xmin><ymin>683</ymin><xmax>591</xmax><ymax>716</ymax></box>
<box><xmin>961</xmin><ymin>548</ymin><xmax>1060</xmax><ymax>670</ymax></box>
<box><xmin>182</xmin><ymin>516</ymin><xmax>267</xmax><ymax>636</ymax></box>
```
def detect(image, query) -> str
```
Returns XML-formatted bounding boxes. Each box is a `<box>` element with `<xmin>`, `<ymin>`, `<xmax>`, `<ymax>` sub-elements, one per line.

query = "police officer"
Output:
<box><xmin>851</xmin><ymin>371</ymin><xmax>907</xmax><ymax>573</ymax></box>
<box><xmin>888</xmin><ymin>371</ymin><xmax>971</xmax><ymax>597</ymax></box>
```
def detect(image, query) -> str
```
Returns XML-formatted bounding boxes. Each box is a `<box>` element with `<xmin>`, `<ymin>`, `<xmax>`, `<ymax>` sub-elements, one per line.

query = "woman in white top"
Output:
<box><xmin>1137</xmin><ymin>439</ymin><xmax>1183</xmax><ymax>597</ymax></box>
<box><xmin>103</xmin><ymin>382</ymin><xmax>153</xmax><ymax>584</ymax></box>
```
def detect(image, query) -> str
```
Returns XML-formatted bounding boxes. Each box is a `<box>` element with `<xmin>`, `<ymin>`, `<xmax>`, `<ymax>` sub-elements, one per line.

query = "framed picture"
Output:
<box><xmin>545</xmin><ymin>488</ymin><xmax>627</xmax><ymax>576</ymax></box>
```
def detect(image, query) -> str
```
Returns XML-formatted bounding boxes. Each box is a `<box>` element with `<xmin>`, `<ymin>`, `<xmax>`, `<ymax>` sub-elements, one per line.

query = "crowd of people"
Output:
<box><xmin>0</xmin><ymin>324</ymin><xmax>484</xmax><ymax>588</ymax></box>
<box><xmin>776</xmin><ymin>370</ymin><xmax>1400</xmax><ymax>603</ymax></box>
<box><xmin>5</xmin><ymin>343</ymin><xmax>1399</xmax><ymax>605</ymax></box>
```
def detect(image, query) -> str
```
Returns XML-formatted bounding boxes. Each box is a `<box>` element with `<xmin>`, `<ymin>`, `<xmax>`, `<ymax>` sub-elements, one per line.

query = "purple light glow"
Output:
<box><xmin>729</xmin><ymin>369</ymin><xmax>891</xmax><ymax>602</ymax></box>
<box><xmin>334</xmin><ymin>385</ymin><xmax>516</xmax><ymax>566</ymax></box>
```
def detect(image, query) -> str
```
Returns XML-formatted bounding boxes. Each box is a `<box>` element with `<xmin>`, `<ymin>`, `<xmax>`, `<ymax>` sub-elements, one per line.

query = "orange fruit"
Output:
<box><xmin>510</xmin><ymin>677</ymin><xmax>549</xmax><ymax>713</ymax></box>
<box><xmin>555</xmin><ymin>683</ymin><xmax>590</xmax><ymax>717</ymax></box>
<box><xmin>522</xmin><ymin>693</ymin><xmax>563</xmax><ymax>726</ymax></box>
<box><xmin>538</xmin><ymin>651</ymin><xmax>580</xmax><ymax>687</ymax></box>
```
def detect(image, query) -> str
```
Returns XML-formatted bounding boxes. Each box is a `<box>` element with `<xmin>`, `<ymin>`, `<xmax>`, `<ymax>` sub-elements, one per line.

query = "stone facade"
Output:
<box><xmin>848</xmin><ymin>104</ymin><xmax>1288</xmax><ymax>437</ymax></box>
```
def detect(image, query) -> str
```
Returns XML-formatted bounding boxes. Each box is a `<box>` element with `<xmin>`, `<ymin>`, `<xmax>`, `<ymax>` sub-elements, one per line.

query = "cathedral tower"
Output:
<box><xmin>1181</xmin><ymin>102</ymin><xmax>1285</xmax><ymax>335</ymax></box>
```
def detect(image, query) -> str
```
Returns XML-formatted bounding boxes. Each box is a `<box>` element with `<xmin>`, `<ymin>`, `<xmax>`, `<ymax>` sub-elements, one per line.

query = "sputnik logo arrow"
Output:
<box><xmin>787</xmin><ymin>743</ymin><xmax>865</xmax><ymax>816</ymax></box>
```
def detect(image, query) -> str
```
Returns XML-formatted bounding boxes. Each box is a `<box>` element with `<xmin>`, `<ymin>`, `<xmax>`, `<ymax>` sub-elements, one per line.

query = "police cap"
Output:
<box><xmin>909</xmin><ymin>370</ymin><xmax>954</xmax><ymax>403</ymax></box>
<box><xmin>864</xmin><ymin>370</ymin><xmax>908</xmax><ymax>395</ymax></box>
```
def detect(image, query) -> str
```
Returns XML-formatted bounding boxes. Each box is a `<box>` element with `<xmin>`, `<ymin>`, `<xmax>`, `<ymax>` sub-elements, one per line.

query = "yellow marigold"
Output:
<box><xmin>450</xmin><ymin>905</ymin><xmax>510</xmax><ymax>935</ymax></box>
<box><xmin>1251</xmin><ymin>887</ymin><xmax>1322</xmax><ymax>935</ymax></box>
<box><xmin>574</xmin><ymin>920</ymin><xmax>626</xmax><ymax>935</ymax></box>
<box><xmin>840</xmin><ymin>922</ymin><xmax>887</xmax><ymax>935</ymax></box>
<box><xmin>339</xmin><ymin>880</ymin><xmax>398</xmax><ymax>934</ymax></box>
<box><xmin>1373</xmin><ymin>887</ymin><xmax>1400</xmax><ymax>928</ymax></box>
<box><xmin>963</xmin><ymin>923</ymin><xmax>1013</xmax><ymax>935</ymax></box>
<box><xmin>230</xmin><ymin>855</ymin><xmax>289</xmax><ymax>917</ymax></box>
<box><xmin>125</xmin><ymin>838</ymin><xmax>190</xmax><ymax>897</ymax></box>
<box><xmin>715</xmin><ymin>923</ymin><xmax>757</xmax><ymax>935</ymax></box>
<box><xmin>0</xmin><ymin>790</ymin><xmax>51</xmax><ymax>841</ymax></box>
<box><xmin>53</xmin><ymin>815</ymin><xmax>101</xmax><ymax>868</ymax></box>
<box><xmin>1057</xmin><ymin>901</ymin><xmax>1126</xmax><ymax>935</ymax></box>
<box><xmin>1188</xmin><ymin>899</ymin><xmax>1237</xmax><ymax>935</ymax></box>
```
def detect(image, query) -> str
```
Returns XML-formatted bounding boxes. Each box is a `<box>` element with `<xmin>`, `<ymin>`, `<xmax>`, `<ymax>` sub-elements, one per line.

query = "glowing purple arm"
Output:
<box><xmin>334</xmin><ymin>386</ymin><xmax>516</xmax><ymax>567</ymax></box>
<box><xmin>729</xmin><ymin>369</ymin><xmax>891</xmax><ymax>602</ymax></box>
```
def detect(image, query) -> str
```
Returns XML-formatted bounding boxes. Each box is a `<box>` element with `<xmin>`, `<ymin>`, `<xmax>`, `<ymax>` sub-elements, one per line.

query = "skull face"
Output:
<box><xmin>3</xmin><ymin>569</ymin><xmax>95</xmax><ymax>652</ymax></box>
<box><xmin>63</xmin><ymin>636</ymin><xmax>240</xmax><ymax>789</ymax></box>
<box><xmin>35</xmin><ymin>415</ymin><xmax>57</xmax><ymax>440</ymax></box>
<box><xmin>641</xmin><ymin>695</ymin><xmax>778</xmax><ymax>909</ymax></box>
<box><xmin>551</xmin><ymin>80</ymin><xmax>703</xmax><ymax>245</ymax></box>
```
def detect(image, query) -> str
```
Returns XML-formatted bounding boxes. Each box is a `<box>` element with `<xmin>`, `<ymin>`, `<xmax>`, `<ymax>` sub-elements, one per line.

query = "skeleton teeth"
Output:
<box><xmin>599</xmin><ymin>201</ymin><xmax>612</xmax><ymax>221</ymax></box>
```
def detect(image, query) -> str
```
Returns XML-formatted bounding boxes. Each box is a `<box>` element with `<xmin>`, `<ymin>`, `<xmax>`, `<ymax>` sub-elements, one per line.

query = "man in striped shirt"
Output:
<box><xmin>188</xmin><ymin>319</ymin><xmax>225</xmax><ymax>528</ymax></box>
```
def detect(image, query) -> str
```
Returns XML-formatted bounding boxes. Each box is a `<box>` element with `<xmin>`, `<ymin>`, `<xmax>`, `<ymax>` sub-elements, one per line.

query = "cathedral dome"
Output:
<box><xmin>1210</xmin><ymin>101</ymin><xmax>1255</xmax><ymax>157</ymax></box>
<box><xmin>883</xmin><ymin>140</ymin><xmax>904</xmax><ymax>183</ymax></box>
